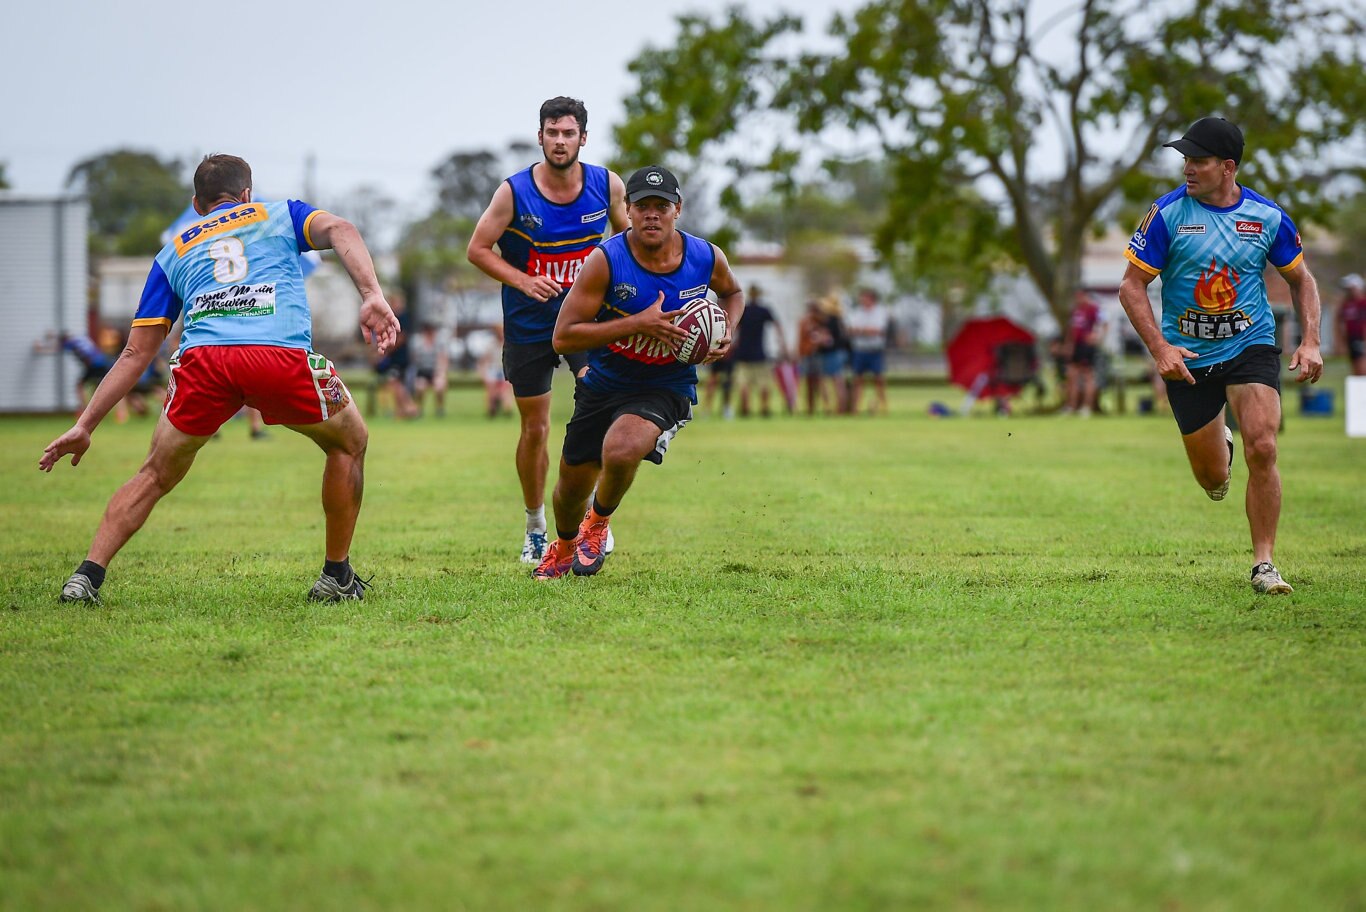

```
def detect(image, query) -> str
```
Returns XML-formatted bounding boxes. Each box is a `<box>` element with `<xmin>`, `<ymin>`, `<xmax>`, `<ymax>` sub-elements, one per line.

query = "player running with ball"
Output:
<box><xmin>532</xmin><ymin>166</ymin><xmax>744</xmax><ymax>580</ymax></box>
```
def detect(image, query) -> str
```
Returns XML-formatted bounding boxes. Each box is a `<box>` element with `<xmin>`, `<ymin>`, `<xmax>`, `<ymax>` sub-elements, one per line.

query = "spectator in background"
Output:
<box><xmin>410</xmin><ymin>322</ymin><xmax>450</xmax><ymax>417</ymax></box>
<box><xmin>819</xmin><ymin>296</ymin><xmax>851</xmax><ymax>414</ymax></box>
<box><xmin>479</xmin><ymin>323</ymin><xmax>515</xmax><ymax>418</ymax></box>
<box><xmin>372</xmin><ymin>290</ymin><xmax>418</xmax><ymax>419</ymax></box>
<box><xmin>732</xmin><ymin>284</ymin><xmax>791</xmax><ymax>418</ymax></box>
<box><xmin>699</xmin><ymin>347</ymin><xmax>736</xmax><ymax>419</ymax></box>
<box><xmin>1335</xmin><ymin>273</ymin><xmax>1366</xmax><ymax>376</ymax></box>
<box><xmin>1063</xmin><ymin>291</ymin><xmax>1105</xmax><ymax>417</ymax></box>
<box><xmin>846</xmin><ymin>287</ymin><xmax>890</xmax><ymax>415</ymax></box>
<box><xmin>796</xmin><ymin>300</ymin><xmax>832</xmax><ymax>415</ymax></box>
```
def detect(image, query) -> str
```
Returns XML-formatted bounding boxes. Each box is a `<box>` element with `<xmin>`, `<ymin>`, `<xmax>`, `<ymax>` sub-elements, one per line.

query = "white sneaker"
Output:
<box><xmin>604</xmin><ymin>525</ymin><xmax>615</xmax><ymax>555</ymax></box>
<box><xmin>59</xmin><ymin>572</ymin><xmax>101</xmax><ymax>605</ymax></box>
<box><xmin>1250</xmin><ymin>562</ymin><xmax>1293</xmax><ymax>594</ymax></box>
<box><xmin>1207</xmin><ymin>427</ymin><xmax>1234</xmax><ymax>501</ymax></box>
<box><xmin>520</xmin><ymin>530</ymin><xmax>548</xmax><ymax>564</ymax></box>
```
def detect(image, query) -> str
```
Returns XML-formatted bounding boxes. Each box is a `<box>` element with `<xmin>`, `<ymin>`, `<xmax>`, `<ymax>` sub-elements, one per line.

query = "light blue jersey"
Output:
<box><xmin>133</xmin><ymin>200</ymin><xmax>324</xmax><ymax>352</ymax></box>
<box><xmin>1125</xmin><ymin>185</ymin><xmax>1302</xmax><ymax>368</ymax></box>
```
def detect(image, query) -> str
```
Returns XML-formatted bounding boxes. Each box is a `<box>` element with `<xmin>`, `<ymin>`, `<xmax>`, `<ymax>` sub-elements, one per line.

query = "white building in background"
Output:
<box><xmin>0</xmin><ymin>194</ymin><xmax>89</xmax><ymax>413</ymax></box>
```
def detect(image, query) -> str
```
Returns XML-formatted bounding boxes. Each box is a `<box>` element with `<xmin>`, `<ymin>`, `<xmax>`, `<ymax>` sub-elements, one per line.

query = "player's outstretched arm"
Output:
<box><xmin>606</xmin><ymin>171</ymin><xmax>628</xmax><ymax>235</ymax></box>
<box><xmin>704</xmin><ymin>245</ymin><xmax>745</xmax><ymax>364</ymax></box>
<box><xmin>1283</xmin><ymin>261</ymin><xmax>1323</xmax><ymax>384</ymax></box>
<box><xmin>1118</xmin><ymin>262</ymin><xmax>1196</xmax><ymax>384</ymax></box>
<box><xmin>307</xmin><ymin>212</ymin><xmax>400</xmax><ymax>355</ymax></box>
<box><xmin>466</xmin><ymin>182</ymin><xmax>561</xmax><ymax>303</ymax></box>
<box><xmin>39</xmin><ymin>324</ymin><xmax>165</xmax><ymax>472</ymax></box>
<box><xmin>553</xmin><ymin>250</ymin><xmax>687</xmax><ymax>354</ymax></box>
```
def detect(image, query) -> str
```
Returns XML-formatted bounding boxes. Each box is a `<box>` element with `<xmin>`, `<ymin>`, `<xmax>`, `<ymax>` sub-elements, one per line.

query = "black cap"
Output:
<box><xmin>626</xmin><ymin>165</ymin><xmax>682</xmax><ymax>204</ymax></box>
<box><xmin>1163</xmin><ymin>117</ymin><xmax>1244</xmax><ymax>164</ymax></box>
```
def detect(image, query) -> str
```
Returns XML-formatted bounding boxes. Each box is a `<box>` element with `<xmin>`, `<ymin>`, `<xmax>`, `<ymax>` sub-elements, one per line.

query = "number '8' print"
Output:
<box><xmin>207</xmin><ymin>237</ymin><xmax>248</xmax><ymax>282</ymax></box>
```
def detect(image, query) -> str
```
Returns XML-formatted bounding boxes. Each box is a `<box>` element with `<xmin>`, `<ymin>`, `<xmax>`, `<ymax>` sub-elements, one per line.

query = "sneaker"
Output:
<box><xmin>532</xmin><ymin>538</ymin><xmax>575</xmax><ymax>580</ymax></box>
<box><xmin>1250</xmin><ymin>562</ymin><xmax>1293</xmax><ymax>595</ymax></box>
<box><xmin>59</xmin><ymin>572</ymin><xmax>101</xmax><ymax>605</ymax></box>
<box><xmin>520</xmin><ymin>530</ymin><xmax>548</xmax><ymax>564</ymax></box>
<box><xmin>1207</xmin><ymin>426</ymin><xmax>1234</xmax><ymax>501</ymax></box>
<box><xmin>307</xmin><ymin>569</ymin><xmax>371</xmax><ymax>602</ymax></box>
<box><xmin>604</xmin><ymin>525</ymin><xmax>615</xmax><ymax>556</ymax></box>
<box><xmin>573</xmin><ymin>515</ymin><xmax>612</xmax><ymax>577</ymax></box>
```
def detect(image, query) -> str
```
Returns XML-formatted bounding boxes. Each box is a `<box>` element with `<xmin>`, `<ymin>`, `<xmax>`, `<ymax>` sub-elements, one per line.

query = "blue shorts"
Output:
<box><xmin>850</xmin><ymin>350</ymin><xmax>885</xmax><ymax>376</ymax></box>
<box><xmin>820</xmin><ymin>350</ymin><xmax>846</xmax><ymax>376</ymax></box>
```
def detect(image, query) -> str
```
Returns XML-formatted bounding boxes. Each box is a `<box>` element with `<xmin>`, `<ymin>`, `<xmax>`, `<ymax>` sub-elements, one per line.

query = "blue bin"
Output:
<box><xmin>1300</xmin><ymin>389</ymin><xmax>1334</xmax><ymax>416</ymax></box>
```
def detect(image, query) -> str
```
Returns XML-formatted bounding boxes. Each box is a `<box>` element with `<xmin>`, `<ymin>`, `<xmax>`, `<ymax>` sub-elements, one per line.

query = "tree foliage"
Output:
<box><xmin>614</xmin><ymin>0</ymin><xmax>1366</xmax><ymax>323</ymax></box>
<box><xmin>431</xmin><ymin>149</ymin><xmax>504</xmax><ymax>221</ymax></box>
<box><xmin>65</xmin><ymin>149</ymin><xmax>189</xmax><ymax>256</ymax></box>
<box><xmin>0</xmin><ymin>161</ymin><xmax>10</xmax><ymax>190</ymax></box>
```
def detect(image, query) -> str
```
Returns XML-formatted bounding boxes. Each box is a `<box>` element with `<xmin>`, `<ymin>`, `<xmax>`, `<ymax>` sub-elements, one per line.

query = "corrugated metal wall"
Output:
<box><xmin>0</xmin><ymin>196</ymin><xmax>89</xmax><ymax>412</ymax></box>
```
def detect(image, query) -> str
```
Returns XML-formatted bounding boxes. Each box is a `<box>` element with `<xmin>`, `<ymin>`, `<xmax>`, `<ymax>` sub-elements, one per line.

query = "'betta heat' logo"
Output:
<box><xmin>1181</xmin><ymin>257</ymin><xmax>1251</xmax><ymax>340</ymax></box>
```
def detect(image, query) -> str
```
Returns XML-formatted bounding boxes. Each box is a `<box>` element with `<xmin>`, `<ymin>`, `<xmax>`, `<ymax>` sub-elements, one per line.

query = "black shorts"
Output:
<box><xmin>561</xmin><ymin>381</ymin><xmax>693</xmax><ymax>467</ymax></box>
<box><xmin>503</xmin><ymin>341</ymin><xmax>589</xmax><ymax>398</ymax></box>
<box><xmin>1070</xmin><ymin>342</ymin><xmax>1098</xmax><ymax>367</ymax></box>
<box><xmin>1165</xmin><ymin>344</ymin><xmax>1281</xmax><ymax>435</ymax></box>
<box><xmin>80</xmin><ymin>365</ymin><xmax>110</xmax><ymax>385</ymax></box>
<box><xmin>1349</xmin><ymin>338</ymin><xmax>1366</xmax><ymax>360</ymax></box>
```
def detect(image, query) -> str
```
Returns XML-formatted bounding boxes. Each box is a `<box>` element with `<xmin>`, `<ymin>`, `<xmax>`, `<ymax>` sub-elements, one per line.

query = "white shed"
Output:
<box><xmin>0</xmin><ymin>195</ymin><xmax>90</xmax><ymax>413</ymax></box>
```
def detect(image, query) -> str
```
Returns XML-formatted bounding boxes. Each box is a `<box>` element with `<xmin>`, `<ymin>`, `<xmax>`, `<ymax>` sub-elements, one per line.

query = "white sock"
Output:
<box><xmin>526</xmin><ymin>506</ymin><xmax>546</xmax><ymax>534</ymax></box>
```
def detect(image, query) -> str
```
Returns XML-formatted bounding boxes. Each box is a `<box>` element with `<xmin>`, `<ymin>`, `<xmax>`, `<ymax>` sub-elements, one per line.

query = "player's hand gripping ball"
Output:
<box><xmin>672</xmin><ymin>298</ymin><xmax>728</xmax><ymax>365</ymax></box>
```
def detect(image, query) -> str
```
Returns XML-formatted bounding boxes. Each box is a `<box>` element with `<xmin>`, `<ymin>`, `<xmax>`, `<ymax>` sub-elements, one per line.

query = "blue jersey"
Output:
<box><xmin>1125</xmin><ymin>184</ymin><xmax>1303</xmax><ymax>367</ymax></box>
<box><xmin>584</xmin><ymin>230</ymin><xmax>717</xmax><ymax>402</ymax></box>
<box><xmin>498</xmin><ymin>163</ymin><xmax>612</xmax><ymax>345</ymax></box>
<box><xmin>133</xmin><ymin>199</ymin><xmax>324</xmax><ymax>353</ymax></box>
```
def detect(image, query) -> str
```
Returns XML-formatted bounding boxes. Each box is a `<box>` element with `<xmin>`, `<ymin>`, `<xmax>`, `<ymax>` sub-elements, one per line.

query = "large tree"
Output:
<box><xmin>65</xmin><ymin>149</ymin><xmax>189</xmax><ymax>256</ymax></box>
<box><xmin>614</xmin><ymin>0</ymin><xmax>1366</xmax><ymax>324</ymax></box>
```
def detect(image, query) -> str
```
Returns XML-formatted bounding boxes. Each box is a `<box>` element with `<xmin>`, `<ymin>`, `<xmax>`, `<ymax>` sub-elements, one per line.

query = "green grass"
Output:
<box><xmin>1</xmin><ymin>378</ymin><xmax>1363</xmax><ymax>911</ymax></box>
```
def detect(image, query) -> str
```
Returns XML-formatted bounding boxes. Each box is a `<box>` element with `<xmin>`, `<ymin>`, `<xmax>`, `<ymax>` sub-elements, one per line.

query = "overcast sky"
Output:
<box><xmin>2</xmin><ymin>0</ymin><xmax>868</xmax><ymax>215</ymax></box>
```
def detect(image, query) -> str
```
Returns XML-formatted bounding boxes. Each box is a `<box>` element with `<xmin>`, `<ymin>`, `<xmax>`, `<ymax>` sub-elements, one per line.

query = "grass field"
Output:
<box><xmin>1</xmin><ymin>378</ymin><xmax>1363</xmax><ymax>911</ymax></box>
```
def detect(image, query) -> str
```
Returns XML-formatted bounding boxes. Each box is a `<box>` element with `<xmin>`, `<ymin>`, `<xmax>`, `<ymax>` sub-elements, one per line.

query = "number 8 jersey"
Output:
<box><xmin>133</xmin><ymin>200</ymin><xmax>324</xmax><ymax>353</ymax></box>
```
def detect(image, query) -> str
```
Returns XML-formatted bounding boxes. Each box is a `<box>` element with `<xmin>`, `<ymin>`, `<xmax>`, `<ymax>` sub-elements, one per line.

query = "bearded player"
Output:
<box><xmin>467</xmin><ymin>97</ymin><xmax>628</xmax><ymax>564</ymax></box>
<box><xmin>532</xmin><ymin>166</ymin><xmax>744</xmax><ymax>580</ymax></box>
<box><xmin>1118</xmin><ymin>117</ymin><xmax>1323</xmax><ymax>594</ymax></box>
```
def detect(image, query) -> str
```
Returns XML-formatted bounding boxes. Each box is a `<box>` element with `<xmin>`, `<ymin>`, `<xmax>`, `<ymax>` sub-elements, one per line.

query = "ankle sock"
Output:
<box><xmin>76</xmin><ymin>560</ymin><xmax>106</xmax><ymax>589</ymax></box>
<box><xmin>526</xmin><ymin>505</ymin><xmax>547</xmax><ymax>534</ymax></box>
<box><xmin>590</xmin><ymin>497</ymin><xmax>616</xmax><ymax>519</ymax></box>
<box><xmin>324</xmin><ymin>558</ymin><xmax>352</xmax><ymax>582</ymax></box>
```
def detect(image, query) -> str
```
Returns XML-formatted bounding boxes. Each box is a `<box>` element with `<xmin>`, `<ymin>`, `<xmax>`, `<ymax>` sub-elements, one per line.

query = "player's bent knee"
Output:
<box><xmin>1243</xmin><ymin>434</ymin><xmax>1277</xmax><ymax>468</ymax></box>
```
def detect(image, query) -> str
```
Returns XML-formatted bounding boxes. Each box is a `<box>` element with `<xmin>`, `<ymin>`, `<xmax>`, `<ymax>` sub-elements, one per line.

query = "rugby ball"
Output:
<box><xmin>672</xmin><ymin>298</ymin><xmax>728</xmax><ymax>365</ymax></box>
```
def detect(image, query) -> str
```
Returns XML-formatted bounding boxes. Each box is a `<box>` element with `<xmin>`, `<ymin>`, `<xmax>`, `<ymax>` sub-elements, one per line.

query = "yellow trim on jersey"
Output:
<box><xmin>502</xmin><ymin>226</ymin><xmax>607</xmax><ymax>248</ymax></box>
<box><xmin>1275</xmin><ymin>252</ymin><xmax>1304</xmax><ymax>274</ymax></box>
<box><xmin>173</xmin><ymin>204</ymin><xmax>268</xmax><ymax>257</ymax></box>
<box><xmin>1124</xmin><ymin>247</ymin><xmax>1161</xmax><ymax>276</ymax></box>
<box><xmin>1138</xmin><ymin>203</ymin><xmax>1158</xmax><ymax>235</ymax></box>
<box><xmin>302</xmin><ymin>209</ymin><xmax>326</xmax><ymax>250</ymax></box>
<box><xmin>131</xmin><ymin>316</ymin><xmax>173</xmax><ymax>329</ymax></box>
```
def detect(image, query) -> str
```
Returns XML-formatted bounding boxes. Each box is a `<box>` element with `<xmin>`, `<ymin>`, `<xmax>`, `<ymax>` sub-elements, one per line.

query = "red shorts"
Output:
<box><xmin>163</xmin><ymin>345</ymin><xmax>352</xmax><ymax>436</ymax></box>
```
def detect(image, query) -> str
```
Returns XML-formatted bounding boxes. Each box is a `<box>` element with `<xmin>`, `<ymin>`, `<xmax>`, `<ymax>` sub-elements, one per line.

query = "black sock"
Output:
<box><xmin>591</xmin><ymin>497</ymin><xmax>616</xmax><ymax>518</ymax></box>
<box><xmin>76</xmin><ymin>560</ymin><xmax>106</xmax><ymax>588</ymax></box>
<box><xmin>324</xmin><ymin>558</ymin><xmax>352</xmax><ymax>582</ymax></box>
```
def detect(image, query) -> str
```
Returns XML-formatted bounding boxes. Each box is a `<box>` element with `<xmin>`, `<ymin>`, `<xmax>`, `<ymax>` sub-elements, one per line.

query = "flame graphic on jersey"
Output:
<box><xmin>1194</xmin><ymin>258</ymin><xmax>1240</xmax><ymax>312</ymax></box>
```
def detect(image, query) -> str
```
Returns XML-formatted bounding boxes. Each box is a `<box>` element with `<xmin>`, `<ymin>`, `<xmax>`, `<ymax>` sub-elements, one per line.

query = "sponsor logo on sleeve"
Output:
<box><xmin>1176</xmin><ymin>224</ymin><xmax>1206</xmax><ymax>235</ymax></box>
<box><xmin>1130</xmin><ymin>230</ymin><xmax>1147</xmax><ymax>250</ymax></box>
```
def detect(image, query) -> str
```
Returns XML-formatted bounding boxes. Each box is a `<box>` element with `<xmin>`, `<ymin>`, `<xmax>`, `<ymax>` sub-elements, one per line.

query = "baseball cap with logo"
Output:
<box><xmin>626</xmin><ymin>165</ymin><xmax>682</xmax><ymax>204</ymax></box>
<box><xmin>1163</xmin><ymin>117</ymin><xmax>1245</xmax><ymax>164</ymax></box>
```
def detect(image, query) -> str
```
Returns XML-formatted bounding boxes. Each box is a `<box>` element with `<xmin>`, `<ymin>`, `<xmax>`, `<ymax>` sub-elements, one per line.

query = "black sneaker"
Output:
<box><xmin>307</xmin><ymin>569</ymin><xmax>371</xmax><ymax>602</ymax></box>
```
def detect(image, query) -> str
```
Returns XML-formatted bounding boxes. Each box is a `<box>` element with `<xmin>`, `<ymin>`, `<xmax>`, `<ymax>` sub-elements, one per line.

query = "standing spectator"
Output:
<box><xmin>1334</xmin><ymin>274</ymin><xmax>1366</xmax><ymax>375</ymax></box>
<box><xmin>1063</xmin><ymin>291</ymin><xmax>1105</xmax><ymax>416</ymax></box>
<box><xmin>479</xmin><ymin>323</ymin><xmax>515</xmax><ymax>418</ymax></box>
<box><xmin>409</xmin><ymin>322</ymin><xmax>450</xmax><ymax>417</ymax></box>
<box><xmin>846</xmin><ymin>288</ymin><xmax>890</xmax><ymax>415</ymax></box>
<box><xmin>372</xmin><ymin>291</ymin><xmax>418</xmax><ymax>419</ymax></box>
<box><xmin>819</xmin><ymin>296</ymin><xmax>851</xmax><ymax>414</ymax></box>
<box><xmin>796</xmin><ymin>300</ymin><xmax>833</xmax><ymax>415</ymax></box>
<box><xmin>731</xmin><ymin>284</ymin><xmax>790</xmax><ymax>418</ymax></box>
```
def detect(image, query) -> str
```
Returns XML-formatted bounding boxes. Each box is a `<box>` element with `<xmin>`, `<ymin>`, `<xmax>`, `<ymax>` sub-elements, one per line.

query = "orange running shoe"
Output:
<box><xmin>532</xmin><ymin>538</ymin><xmax>576</xmax><ymax>580</ymax></box>
<box><xmin>573</xmin><ymin>514</ymin><xmax>612</xmax><ymax>576</ymax></box>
